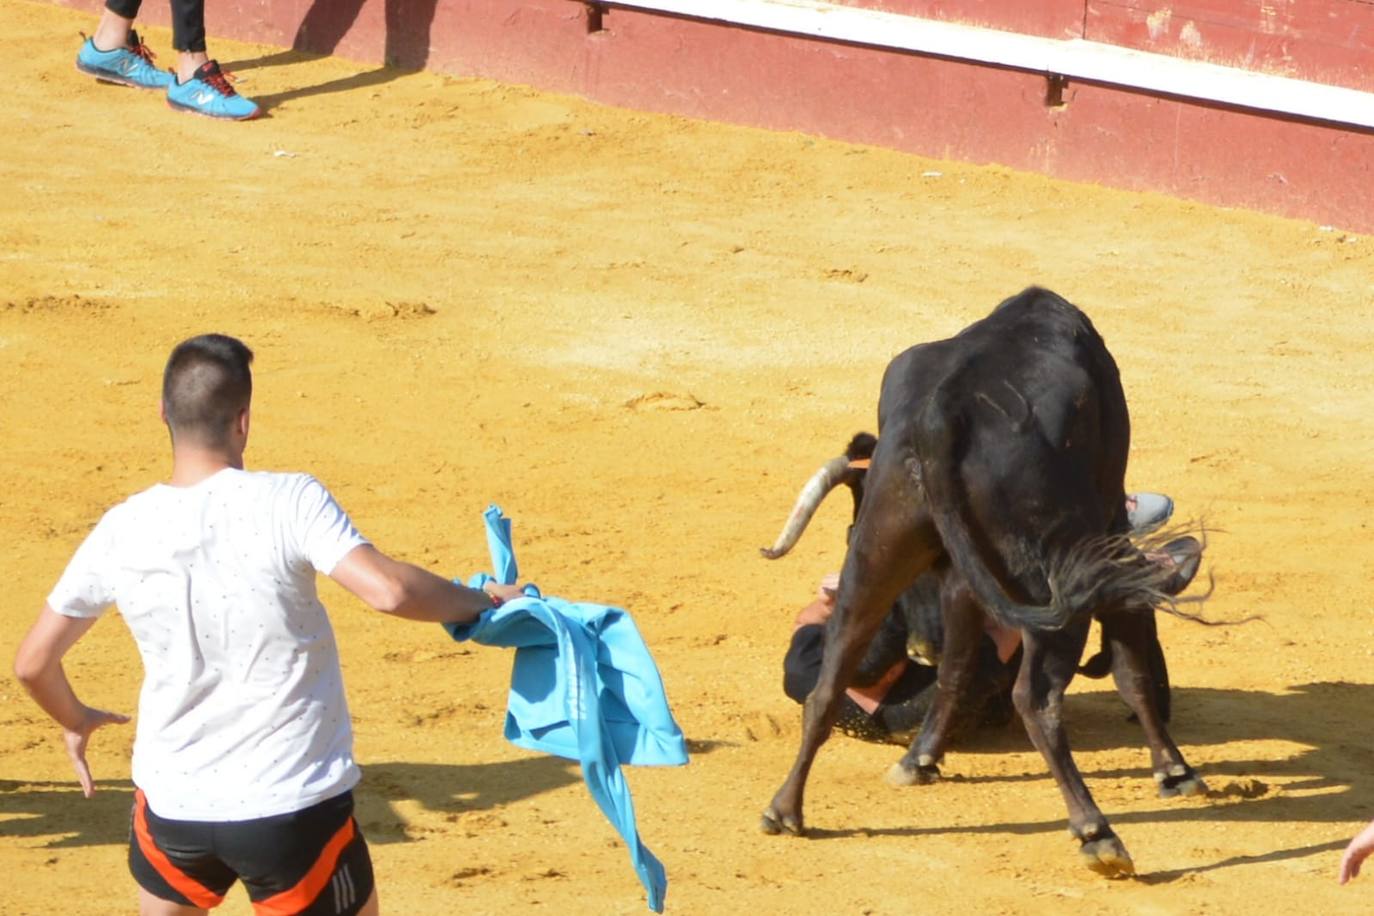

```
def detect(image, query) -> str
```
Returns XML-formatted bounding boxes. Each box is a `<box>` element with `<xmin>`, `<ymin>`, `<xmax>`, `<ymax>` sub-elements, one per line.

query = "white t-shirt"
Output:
<box><xmin>47</xmin><ymin>468</ymin><xmax>370</xmax><ymax>821</ymax></box>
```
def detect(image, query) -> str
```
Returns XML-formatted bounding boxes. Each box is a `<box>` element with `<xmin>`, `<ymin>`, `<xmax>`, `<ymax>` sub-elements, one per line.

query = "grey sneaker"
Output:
<box><xmin>1126</xmin><ymin>492</ymin><xmax>1173</xmax><ymax>533</ymax></box>
<box><xmin>1157</xmin><ymin>536</ymin><xmax>1202</xmax><ymax>595</ymax></box>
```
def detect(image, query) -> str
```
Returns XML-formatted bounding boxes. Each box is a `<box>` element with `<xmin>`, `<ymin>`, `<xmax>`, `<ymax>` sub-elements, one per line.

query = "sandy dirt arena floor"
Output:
<box><xmin>3</xmin><ymin>1</ymin><xmax>1374</xmax><ymax>913</ymax></box>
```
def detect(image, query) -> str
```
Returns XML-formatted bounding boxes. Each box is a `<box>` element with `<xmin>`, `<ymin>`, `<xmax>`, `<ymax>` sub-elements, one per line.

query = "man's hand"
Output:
<box><xmin>483</xmin><ymin>582</ymin><xmax>528</xmax><ymax>606</ymax></box>
<box><xmin>63</xmin><ymin>706</ymin><xmax>130</xmax><ymax>798</ymax></box>
<box><xmin>15</xmin><ymin>606</ymin><xmax>128</xmax><ymax>798</ymax></box>
<box><xmin>1340</xmin><ymin>819</ymin><xmax>1374</xmax><ymax>884</ymax></box>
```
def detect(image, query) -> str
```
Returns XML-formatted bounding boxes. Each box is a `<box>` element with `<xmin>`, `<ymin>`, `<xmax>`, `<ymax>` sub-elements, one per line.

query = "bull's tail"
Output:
<box><xmin>1045</xmin><ymin>525</ymin><xmax>1227</xmax><ymax>638</ymax></box>
<box><xmin>913</xmin><ymin>383</ymin><xmax>1063</xmax><ymax>629</ymax></box>
<box><xmin>1076</xmin><ymin>523</ymin><xmax>1242</xmax><ymax>677</ymax></box>
<box><xmin>760</xmin><ymin>433</ymin><xmax>876</xmax><ymax>559</ymax></box>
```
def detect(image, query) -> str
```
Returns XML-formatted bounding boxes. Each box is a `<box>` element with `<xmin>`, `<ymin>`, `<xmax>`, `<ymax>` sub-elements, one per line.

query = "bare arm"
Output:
<box><xmin>330</xmin><ymin>544</ymin><xmax>525</xmax><ymax>625</ymax></box>
<box><xmin>15</xmin><ymin>606</ymin><xmax>99</xmax><ymax>730</ymax></box>
<box><xmin>13</xmin><ymin>606</ymin><xmax>130</xmax><ymax>797</ymax></box>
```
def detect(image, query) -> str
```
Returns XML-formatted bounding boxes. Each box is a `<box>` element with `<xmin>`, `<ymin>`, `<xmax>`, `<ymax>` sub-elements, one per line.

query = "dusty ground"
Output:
<box><xmin>3</xmin><ymin>1</ymin><xmax>1374</xmax><ymax>912</ymax></box>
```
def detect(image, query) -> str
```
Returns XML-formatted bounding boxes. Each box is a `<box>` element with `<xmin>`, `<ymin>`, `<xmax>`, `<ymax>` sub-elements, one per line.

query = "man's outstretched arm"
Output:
<box><xmin>330</xmin><ymin>544</ymin><xmax>524</xmax><ymax>625</ymax></box>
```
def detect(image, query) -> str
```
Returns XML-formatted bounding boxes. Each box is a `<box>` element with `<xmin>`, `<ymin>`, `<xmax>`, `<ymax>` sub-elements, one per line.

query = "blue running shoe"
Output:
<box><xmin>76</xmin><ymin>30</ymin><xmax>173</xmax><ymax>90</ymax></box>
<box><xmin>166</xmin><ymin>60</ymin><xmax>260</xmax><ymax>120</ymax></box>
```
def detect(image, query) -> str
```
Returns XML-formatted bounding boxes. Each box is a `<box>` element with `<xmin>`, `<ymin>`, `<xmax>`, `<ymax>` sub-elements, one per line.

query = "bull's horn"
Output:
<box><xmin>760</xmin><ymin>454</ymin><xmax>852</xmax><ymax>559</ymax></box>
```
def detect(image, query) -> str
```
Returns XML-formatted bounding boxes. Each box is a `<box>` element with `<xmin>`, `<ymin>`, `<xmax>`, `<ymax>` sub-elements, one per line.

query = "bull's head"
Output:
<box><xmin>760</xmin><ymin>433</ymin><xmax>876</xmax><ymax>559</ymax></box>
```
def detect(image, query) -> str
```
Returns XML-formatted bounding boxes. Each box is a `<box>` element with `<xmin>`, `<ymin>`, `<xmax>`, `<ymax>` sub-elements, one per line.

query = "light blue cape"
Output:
<box><xmin>445</xmin><ymin>505</ymin><xmax>687</xmax><ymax>912</ymax></box>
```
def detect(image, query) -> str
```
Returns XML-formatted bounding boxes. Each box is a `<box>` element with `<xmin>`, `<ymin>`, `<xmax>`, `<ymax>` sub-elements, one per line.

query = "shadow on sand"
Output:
<box><xmin>0</xmin><ymin>756</ymin><xmax>580</xmax><ymax>849</ymax></box>
<box><xmin>219</xmin><ymin>0</ymin><xmax>441</xmax><ymax>113</ymax></box>
<box><xmin>784</xmin><ymin>681</ymin><xmax>1374</xmax><ymax>878</ymax></box>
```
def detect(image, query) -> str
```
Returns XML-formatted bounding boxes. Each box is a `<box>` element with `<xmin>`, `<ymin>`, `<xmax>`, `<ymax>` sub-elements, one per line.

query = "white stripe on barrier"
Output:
<box><xmin>600</xmin><ymin>0</ymin><xmax>1374</xmax><ymax>130</ymax></box>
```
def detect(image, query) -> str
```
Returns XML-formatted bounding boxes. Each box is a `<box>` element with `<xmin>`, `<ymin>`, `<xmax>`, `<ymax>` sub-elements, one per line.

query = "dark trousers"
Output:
<box><xmin>783</xmin><ymin>623</ymin><xmax>939</xmax><ymax>744</ymax></box>
<box><xmin>104</xmin><ymin>0</ymin><xmax>205</xmax><ymax>52</ymax></box>
<box><xmin>782</xmin><ymin>622</ymin><xmax>1014</xmax><ymax>746</ymax></box>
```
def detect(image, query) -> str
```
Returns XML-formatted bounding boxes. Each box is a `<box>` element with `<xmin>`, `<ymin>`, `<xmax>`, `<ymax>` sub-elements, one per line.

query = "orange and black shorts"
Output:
<box><xmin>129</xmin><ymin>788</ymin><xmax>374</xmax><ymax>914</ymax></box>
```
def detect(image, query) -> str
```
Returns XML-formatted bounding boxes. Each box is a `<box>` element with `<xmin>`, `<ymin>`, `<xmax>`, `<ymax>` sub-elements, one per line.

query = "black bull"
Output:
<box><xmin>759</xmin><ymin>287</ymin><xmax>1205</xmax><ymax>876</ymax></box>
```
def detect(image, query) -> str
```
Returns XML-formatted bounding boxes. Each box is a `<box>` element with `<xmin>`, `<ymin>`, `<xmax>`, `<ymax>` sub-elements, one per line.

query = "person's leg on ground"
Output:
<box><xmin>783</xmin><ymin>621</ymin><xmax>900</xmax><ymax>742</ymax></box>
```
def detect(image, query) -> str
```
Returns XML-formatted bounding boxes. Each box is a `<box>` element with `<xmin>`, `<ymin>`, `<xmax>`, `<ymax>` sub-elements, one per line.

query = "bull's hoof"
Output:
<box><xmin>760</xmin><ymin>807</ymin><xmax>804</xmax><ymax>836</ymax></box>
<box><xmin>884</xmin><ymin>761</ymin><xmax>940</xmax><ymax>787</ymax></box>
<box><xmin>1079</xmin><ymin>834</ymin><xmax>1135</xmax><ymax>878</ymax></box>
<box><xmin>1155</xmin><ymin>765</ymin><xmax>1208</xmax><ymax>799</ymax></box>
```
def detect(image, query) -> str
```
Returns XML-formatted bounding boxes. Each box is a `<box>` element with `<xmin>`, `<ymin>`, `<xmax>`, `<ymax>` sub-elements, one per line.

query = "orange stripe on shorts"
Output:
<box><xmin>133</xmin><ymin>789</ymin><xmax>226</xmax><ymax>909</ymax></box>
<box><xmin>252</xmin><ymin>816</ymin><xmax>358</xmax><ymax>915</ymax></box>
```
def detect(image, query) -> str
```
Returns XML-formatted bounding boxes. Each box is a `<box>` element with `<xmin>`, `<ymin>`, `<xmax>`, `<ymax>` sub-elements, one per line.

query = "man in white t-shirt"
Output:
<box><xmin>14</xmin><ymin>333</ymin><xmax>524</xmax><ymax>916</ymax></box>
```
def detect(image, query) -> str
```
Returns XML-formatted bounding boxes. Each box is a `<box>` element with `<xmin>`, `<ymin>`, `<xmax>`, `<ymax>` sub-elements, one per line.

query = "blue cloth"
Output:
<box><xmin>445</xmin><ymin>505</ymin><xmax>687</xmax><ymax>912</ymax></box>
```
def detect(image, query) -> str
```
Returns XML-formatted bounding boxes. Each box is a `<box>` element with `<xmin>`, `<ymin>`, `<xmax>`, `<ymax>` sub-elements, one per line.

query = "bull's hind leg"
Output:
<box><xmin>887</xmin><ymin>579</ymin><xmax>985</xmax><ymax>786</ymax></box>
<box><xmin>1101</xmin><ymin>611</ymin><xmax>1206</xmax><ymax>798</ymax></box>
<box><xmin>1015</xmin><ymin>623</ymin><xmax>1136</xmax><ymax>877</ymax></box>
<box><xmin>761</xmin><ymin>458</ymin><xmax>942</xmax><ymax>837</ymax></box>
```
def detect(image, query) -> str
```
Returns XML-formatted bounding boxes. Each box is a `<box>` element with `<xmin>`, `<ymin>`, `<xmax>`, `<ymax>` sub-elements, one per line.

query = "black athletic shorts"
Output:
<box><xmin>129</xmin><ymin>788</ymin><xmax>374</xmax><ymax>914</ymax></box>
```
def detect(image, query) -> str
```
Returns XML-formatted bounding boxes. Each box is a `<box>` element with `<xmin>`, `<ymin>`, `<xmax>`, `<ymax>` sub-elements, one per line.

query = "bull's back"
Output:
<box><xmin>877</xmin><ymin>287</ymin><xmax>1132</xmax><ymax>605</ymax></box>
<box><xmin>879</xmin><ymin>287</ymin><xmax>1123</xmax><ymax>443</ymax></box>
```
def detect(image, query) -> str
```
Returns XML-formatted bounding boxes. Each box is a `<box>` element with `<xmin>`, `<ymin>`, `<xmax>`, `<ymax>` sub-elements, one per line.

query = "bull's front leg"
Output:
<box><xmin>1014</xmin><ymin>623</ymin><xmax>1137</xmax><ymax>877</ymax></box>
<box><xmin>1101</xmin><ymin>609</ymin><xmax>1205</xmax><ymax>798</ymax></box>
<box><xmin>761</xmin><ymin>464</ymin><xmax>941</xmax><ymax>837</ymax></box>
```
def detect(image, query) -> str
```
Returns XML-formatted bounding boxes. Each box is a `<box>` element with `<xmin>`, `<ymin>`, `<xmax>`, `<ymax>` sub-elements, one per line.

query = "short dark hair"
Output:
<box><xmin>162</xmin><ymin>334</ymin><xmax>254</xmax><ymax>447</ymax></box>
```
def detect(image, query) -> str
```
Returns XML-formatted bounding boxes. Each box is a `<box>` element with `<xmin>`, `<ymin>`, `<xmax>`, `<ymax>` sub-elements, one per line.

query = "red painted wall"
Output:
<box><xmin>830</xmin><ymin>0</ymin><xmax>1086</xmax><ymax>38</ymax></box>
<box><xmin>48</xmin><ymin>0</ymin><xmax>1374</xmax><ymax>230</ymax></box>
<box><xmin>1087</xmin><ymin>0</ymin><xmax>1374</xmax><ymax>92</ymax></box>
